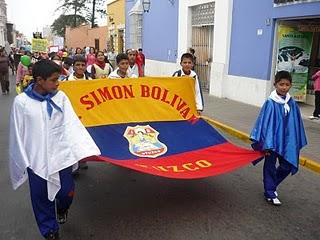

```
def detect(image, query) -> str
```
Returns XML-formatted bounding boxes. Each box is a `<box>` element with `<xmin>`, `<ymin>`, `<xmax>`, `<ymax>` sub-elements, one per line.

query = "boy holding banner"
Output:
<box><xmin>172</xmin><ymin>53</ymin><xmax>204</xmax><ymax>113</ymax></box>
<box><xmin>9</xmin><ymin>60</ymin><xmax>100</xmax><ymax>239</ymax></box>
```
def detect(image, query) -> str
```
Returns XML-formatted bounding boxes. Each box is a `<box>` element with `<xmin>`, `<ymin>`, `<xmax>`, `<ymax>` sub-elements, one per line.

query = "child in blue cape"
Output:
<box><xmin>250</xmin><ymin>71</ymin><xmax>307</xmax><ymax>206</ymax></box>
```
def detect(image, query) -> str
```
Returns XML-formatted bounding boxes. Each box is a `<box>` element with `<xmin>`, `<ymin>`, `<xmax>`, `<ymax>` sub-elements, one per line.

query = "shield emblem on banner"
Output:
<box><xmin>124</xmin><ymin>125</ymin><xmax>168</xmax><ymax>158</ymax></box>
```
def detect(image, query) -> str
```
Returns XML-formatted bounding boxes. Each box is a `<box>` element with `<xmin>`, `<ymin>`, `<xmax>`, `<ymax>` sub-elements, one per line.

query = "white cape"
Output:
<box><xmin>9</xmin><ymin>91</ymin><xmax>101</xmax><ymax>201</ymax></box>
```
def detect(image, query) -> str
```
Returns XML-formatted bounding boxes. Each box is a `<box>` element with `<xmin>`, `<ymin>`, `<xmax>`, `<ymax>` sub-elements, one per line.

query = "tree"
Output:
<box><xmin>87</xmin><ymin>0</ymin><xmax>107</xmax><ymax>28</ymax></box>
<box><xmin>56</xmin><ymin>0</ymin><xmax>88</xmax><ymax>27</ymax></box>
<box><xmin>51</xmin><ymin>14</ymin><xmax>88</xmax><ymax>37</ymax></box>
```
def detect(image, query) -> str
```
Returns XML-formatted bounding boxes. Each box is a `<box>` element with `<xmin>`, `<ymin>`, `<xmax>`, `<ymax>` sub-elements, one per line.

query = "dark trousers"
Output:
<box><xmin>313</xmin><ymin>91</ymin><xmax>320</xmax><ymax>117</ymax></box>
<box><xmin>27</xmin><ymin>167</ymin><xmax>75</xmax><ymax>237</ymax></box>
<box><xmin>263</xmin><ymin>152</ymin><xmax>292</xmax><ymax>199</ymax></box>
<box><xmin>0</xmin><ymin>71</ymin><xmax>9</xmax><ymax>93</ymax></box>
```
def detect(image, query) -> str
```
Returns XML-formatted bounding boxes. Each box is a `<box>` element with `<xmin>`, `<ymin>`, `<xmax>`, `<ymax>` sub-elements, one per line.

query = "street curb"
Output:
<box><xmin>202</xmin><ymin>116</ymin><xmax>320</xmax><ymax>174</ymax></box>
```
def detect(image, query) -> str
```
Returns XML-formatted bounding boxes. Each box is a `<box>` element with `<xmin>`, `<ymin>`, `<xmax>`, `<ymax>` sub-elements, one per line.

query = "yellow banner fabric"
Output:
<box><xmin>59</xmin><ymin>77</ymin><xmax>198</xmax><ymax>127</ymax></box>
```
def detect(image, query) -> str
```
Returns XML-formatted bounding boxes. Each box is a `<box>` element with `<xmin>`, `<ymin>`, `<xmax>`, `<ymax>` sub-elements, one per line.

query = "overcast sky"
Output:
<box><xmin>6</xmin><ymin>0</ymin><xmax>60</xmax><ymax>39</ymax></box>
<box><xmin>6</xmin><ymin>0</ymin><xmax>107</xmax><ymax>40</ymax></box>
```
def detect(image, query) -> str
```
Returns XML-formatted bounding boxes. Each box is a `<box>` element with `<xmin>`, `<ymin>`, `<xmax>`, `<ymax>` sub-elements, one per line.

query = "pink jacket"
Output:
<box><xmin>16</xmin><ymin>62</ymin><xmax>28</xmax><ymax>85</ymax></box>
<box><xmin>312</xmin><ymin>70</ymin><xmax>320</xmax><ymax>91</ymax></box>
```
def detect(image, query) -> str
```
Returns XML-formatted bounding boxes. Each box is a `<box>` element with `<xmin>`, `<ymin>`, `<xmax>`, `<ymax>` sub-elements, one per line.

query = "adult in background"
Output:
<box><xmin>126</xmin><ymin>49</ymin><xmax>139</xmax><ymax>77</ymax></box>
<box><xmin>86</xmin><ymin>47</ymin><xmax>96</xmax><ymax>67</ymax></box>
<box><xmin>137</xmin><ymin>48</ymin><xmax>145</xmax><ymax>76</ymax></box>
<box><xmin>189</xmin><ymin>47</ymin><xmax>197</xmax><ymax>70</ymax></box>
<box><xmin>0</xmin><ymin>48</ymin><xmax>12</xmax><ymax>94</ymax></box>
<box><xmin>107</xmin><ymin>48</ymin><xmax>117</xmax><ymax>70</ymax></box>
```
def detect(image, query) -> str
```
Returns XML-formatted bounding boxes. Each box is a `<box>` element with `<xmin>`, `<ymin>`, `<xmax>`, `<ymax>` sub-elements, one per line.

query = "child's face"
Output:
<box><xmin>180</xmin><ymin>58</ymin><xmax>193</xmax><ymax>73</ymax></box>
<box><xmin>38</xmin><ymin>72</ymin><xmax>60</xmax><ymax>93</ymax></box>
<box><xmin>275</xmin><ymin>79</ymin><xmax>292</xmax><ymax>96</ymax></box>
<box><xmin>74</xmin><ymin>61</ymin><xmax>86</xmax><ymax>76</ymax></box>
<box><xmin>118</xmin><ymin>59</ymin><xmax>129</xmax><ymax>73</ymax></box>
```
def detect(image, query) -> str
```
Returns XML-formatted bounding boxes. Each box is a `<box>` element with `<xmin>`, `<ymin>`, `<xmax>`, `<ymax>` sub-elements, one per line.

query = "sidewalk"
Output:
<box><xmin>202</xmin><ymin>94</ymin><xmax>320</xmax><ymax>162</ymax></box>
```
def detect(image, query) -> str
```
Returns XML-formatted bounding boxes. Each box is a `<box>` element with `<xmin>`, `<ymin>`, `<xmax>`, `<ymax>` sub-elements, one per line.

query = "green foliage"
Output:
<box><xmin>51</xmin><ymin>14</ymin><xmax>88</xmax><ymax>37</ymax></box>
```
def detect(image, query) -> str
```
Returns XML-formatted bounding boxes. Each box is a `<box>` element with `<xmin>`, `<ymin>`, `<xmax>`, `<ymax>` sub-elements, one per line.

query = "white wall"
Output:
<box><xmin>145</xmin><ymin>59</ymin><xmax>179</xmax><ymax>77</ymax></box>
<box><xmin>224</xmin><ymin>75</ymin><xmax>271</xmax><ymax>106</ymax></box>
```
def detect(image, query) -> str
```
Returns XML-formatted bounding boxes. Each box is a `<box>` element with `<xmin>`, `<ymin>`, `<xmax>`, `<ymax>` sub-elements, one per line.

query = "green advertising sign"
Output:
<box><xmin>276</xmin><ymin>24</ymin><xmax>313</xmax><ymax>102</ymax></box>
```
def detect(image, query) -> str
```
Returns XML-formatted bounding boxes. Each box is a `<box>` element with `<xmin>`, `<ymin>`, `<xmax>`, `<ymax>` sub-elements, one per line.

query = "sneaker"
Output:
<box><xmin>266</xmin><ymin>197</ymin><xmax>282</xmax><ymax>206</ymax></box>
<box><xmin>274</xmin><ymin>191</ymin><xmax>278</xmax><ymax>197</ymax></box>
<box><xmin>45</xmin><ymin>231</ymin><xmax>60</xmax><ymax>240</ymax></box>
<box><xmin>57</xmin><ymin>209</ymin><xmax>68</xmax><ymax>224</ymax></box>
<box><xmin>309</xmin><ymin>115</ymin><xmax>320</xmax><ymax>120</ymax></box>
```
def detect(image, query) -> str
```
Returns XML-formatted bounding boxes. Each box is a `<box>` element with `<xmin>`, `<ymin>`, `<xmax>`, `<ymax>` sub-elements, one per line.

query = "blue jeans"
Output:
<box><xmin>263</xmin><ymin>152</ymin><xmax>292</xmax><ymax>199</ymax></box>
<box><xmin>27</xmin><ymin>167</ymin><xmax>75</xmax><ymax>237</ymax></box>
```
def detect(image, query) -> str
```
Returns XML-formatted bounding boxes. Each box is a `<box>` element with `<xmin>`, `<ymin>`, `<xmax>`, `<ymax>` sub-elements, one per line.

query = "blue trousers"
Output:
<box><xmin>263</xmin><ymin>152</ymin><xmax>292</xmax><ymax>199</ymax></box>
<box><xmin>27</xmin><ymin>167</ymin><xmax>75</xmax><ymax>237</ymax></box>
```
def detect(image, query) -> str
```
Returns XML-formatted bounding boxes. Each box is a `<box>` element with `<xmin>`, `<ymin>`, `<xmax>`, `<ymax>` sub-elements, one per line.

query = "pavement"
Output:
<box><xmin>0</xmin><ymin>74</ymin><xmax>319</xmax><ymax>240</ymax></box>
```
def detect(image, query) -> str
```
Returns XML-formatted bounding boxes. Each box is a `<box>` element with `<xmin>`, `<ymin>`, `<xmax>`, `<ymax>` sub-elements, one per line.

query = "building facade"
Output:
<box><xmin>226</xmin><ymin>0</ymin><xmax>320</xmax><ymax>106</ymax></box>
<box><xmin>125</xmin><ymin>0</ymin><xmax>180</xmax><ymax>75</ymax></box>
<box><xmin>0</xmin><ymin>0</ymin><xmax>7</xmax><ymax>47</ymax></box>
<box><xmin>65</xmin><ymin>24</ymin><xmax>108</xmax><ymax>50</ymax></box>
<box><xmin>107</xmin><ymin>0</ymin><xmax>125</xmax><ymax>53</ymax></box>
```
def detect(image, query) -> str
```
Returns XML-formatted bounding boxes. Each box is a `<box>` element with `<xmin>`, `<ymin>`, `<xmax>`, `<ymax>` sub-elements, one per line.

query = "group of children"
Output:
<box><xmin>9</xmin><ymin>48</ymin><xmax>308</xmax><ymax>239</ymax></box>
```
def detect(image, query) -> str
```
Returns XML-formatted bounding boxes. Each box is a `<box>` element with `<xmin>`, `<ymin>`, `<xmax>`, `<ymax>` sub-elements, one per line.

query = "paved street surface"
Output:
<box><xmin>0</xmin><ymin>75</ymin><xmax>319</xmax><ymax>240</ymax></box>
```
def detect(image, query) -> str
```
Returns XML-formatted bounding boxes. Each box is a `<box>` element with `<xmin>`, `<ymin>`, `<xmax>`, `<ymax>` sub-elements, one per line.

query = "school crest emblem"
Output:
<box><xmin>123</xmin><ymin>125</ymin><xmax>168</xmax><ymax>158</ymax></box>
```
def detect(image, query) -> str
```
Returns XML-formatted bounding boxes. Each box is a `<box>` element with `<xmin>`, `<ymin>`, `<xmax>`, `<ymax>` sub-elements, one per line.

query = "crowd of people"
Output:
<box><xmin>5</xmin><ymin>44</ymin><xmax>311</xmax><ymax>240</ymax></box>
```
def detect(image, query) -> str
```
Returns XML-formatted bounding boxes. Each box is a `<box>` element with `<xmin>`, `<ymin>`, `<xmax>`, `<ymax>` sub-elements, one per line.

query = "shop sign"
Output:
<box><xmin>276</xmin><ymin>24</ymin><xmax>313</xmax><ymax>102</ymax></box>
<box><xmin>274</xmin><ymin>0</ymin><xmax>320</xmax><ymax>7</ymax></box>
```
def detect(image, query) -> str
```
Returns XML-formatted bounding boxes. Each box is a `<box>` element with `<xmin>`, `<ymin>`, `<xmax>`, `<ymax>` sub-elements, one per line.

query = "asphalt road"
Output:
<box><xmin>0</xmin><ymin>74</ymin><xmax>319</xmax><ymax>240</ymax></box>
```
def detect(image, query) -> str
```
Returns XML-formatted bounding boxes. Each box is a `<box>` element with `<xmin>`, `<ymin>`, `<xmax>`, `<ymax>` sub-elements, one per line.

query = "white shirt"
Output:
<box><xmin>67</xmin><ymin>73</ymin><xmax>92</xmax><ymax>81</ymax></box>
<box><xmin>128</xmin><ymin>64</ymin><xmax>139</xmax><ymax>77</ymax></box>
<box><xmin>107</xmin><ymin>52</ymin><xmax>117</xmax><ymax>61</ymax></box>
<box><xmin>9</xmin><ymin>91</ymin><xmax>101</xmax><ymax>200</ymax></box>
<box><xmin>108</xmin><ymin>69</ymin><xmax>138</xmax><ymax>79</ymax></box>
<box><xmin>173</xmin><ymin>69</ymin><xmax>204</xmax><ymax>111</ymax></box>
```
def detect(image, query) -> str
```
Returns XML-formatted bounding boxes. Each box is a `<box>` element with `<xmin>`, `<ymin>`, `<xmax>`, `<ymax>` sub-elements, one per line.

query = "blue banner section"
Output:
<box><xmin>87</xmin><ymin>119</ymin><xmax>227</xmax><ymax>160</ymax></box>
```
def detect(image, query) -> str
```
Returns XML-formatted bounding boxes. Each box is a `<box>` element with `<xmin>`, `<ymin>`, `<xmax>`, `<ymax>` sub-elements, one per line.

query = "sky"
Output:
<box><xmin>6</xmin><ymin>0</ymin><xmax>60</xmax><ymax>40</ymax></box>
<box><xmin>6</xmin><ymin>0</ymin><xmax>107</xmax><ymax>40</ymax></box>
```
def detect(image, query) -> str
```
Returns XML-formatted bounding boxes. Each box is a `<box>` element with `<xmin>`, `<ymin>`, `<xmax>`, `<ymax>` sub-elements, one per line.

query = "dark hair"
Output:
<box><xmin>63</xmin><ymin>57</ymin><xmax>74</xmax><ymax>66</ymax></box>
<box><xmin>116</xmin><ymin>53</ymin><xmax>129</xmax><ymax>65</ymax></box>
<box><xmin>75</xmin><ymin>47</ymin><xmax>82</xmax><ymax>53</ymax></box>
<box><xmin>51</xmin><ymin>54</ymin><xmax>61</xmax><ymax>61</ymax></box>
<box><xmin>275</xmin><ymin>71</ymin><xmax>292</xmax><ymax>84</ymax></box>
<box><xmin>138</xmin><ymin>48</ymin><xmax>143</xmax><ymax>52</ymax></box>
<box><xmin>32</xmin><ymin>60</ymin><xmax>61</xmax><ymax>80</ymax></box>
<box><xmin>189</xmin><ymin>48</ymin><xmax>195</xmax><ymax>54</ymax></box>
<box><xmin>96</xmin><ymin>50</ymin><xmax>104</xmax><ymax>57</ymax></box>
<box><xmin>180</xmin><ymin>53</ymin><xmax>194</xmax><ymax>62</ymax></box>
<box><xmin>73</xmin><ymin>54</ymin><xmax>86</xmax><ymax>65</ymax></box>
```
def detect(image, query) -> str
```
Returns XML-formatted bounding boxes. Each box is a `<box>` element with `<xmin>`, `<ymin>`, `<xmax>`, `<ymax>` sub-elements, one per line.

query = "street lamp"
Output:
<box><xmin>142</xmin><ymin>0</ymin><xmax>151</xmax><ymax>13</ymax></box>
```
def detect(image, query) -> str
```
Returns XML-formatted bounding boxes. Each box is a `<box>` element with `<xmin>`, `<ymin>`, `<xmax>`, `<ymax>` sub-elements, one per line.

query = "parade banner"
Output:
<box><xmin>31</xmin><ymin>38</ymin><xmax>48</xmax><ymax>52</ymax></box>
<box><xmin>59</xmin><ymin>77</ymin><xmax>262</xmax><ymax>179</ymax></box>
<box><xmin>276</xmin><ymin>24</ymin><xmax>313</xmax><ymax>102</ymax></box>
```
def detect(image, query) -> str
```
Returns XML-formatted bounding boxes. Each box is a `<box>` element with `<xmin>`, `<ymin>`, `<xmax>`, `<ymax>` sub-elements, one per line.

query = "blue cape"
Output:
<box><xmin>250</xmin><ymin>98</ymin><xmax>307</xmax><ymax>174</ymax></box>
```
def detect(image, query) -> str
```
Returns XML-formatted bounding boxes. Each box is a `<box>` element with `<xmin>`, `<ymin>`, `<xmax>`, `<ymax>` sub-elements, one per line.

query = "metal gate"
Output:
<box><xmin>191</xmin><ymin>2</ymin><xmax>215</xmax><ymax>92</ymax></box>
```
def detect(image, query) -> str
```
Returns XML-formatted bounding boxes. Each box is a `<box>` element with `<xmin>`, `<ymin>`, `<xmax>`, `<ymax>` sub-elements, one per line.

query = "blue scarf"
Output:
<box><xmin>24</xmin><ymin>83</ymin><xmax>63</xmax><ymax>119</ymax></box>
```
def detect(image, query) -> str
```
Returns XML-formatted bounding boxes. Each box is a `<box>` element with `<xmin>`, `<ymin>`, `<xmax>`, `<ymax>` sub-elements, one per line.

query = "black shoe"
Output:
<box><xmin>57</xmin><ymin>209</ymin><xmax>68</xmax><ymax>224</ymax></box>
<box><xmin>45</xmin><ymin>231</ymin><xmax>60</xmax><ymax>240</ymax></box>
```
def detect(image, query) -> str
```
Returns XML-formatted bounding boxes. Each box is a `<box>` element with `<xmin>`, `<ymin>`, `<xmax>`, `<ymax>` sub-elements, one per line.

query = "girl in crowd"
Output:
<box><xmin>91</xmin><ymin>51</ymin><xmax>113</xmax><ymax>79</ymax></box>
<box><xmin>86</xmin><ymin>47</ymin><xmax>96</xmax><ymax>67</ymax></box>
